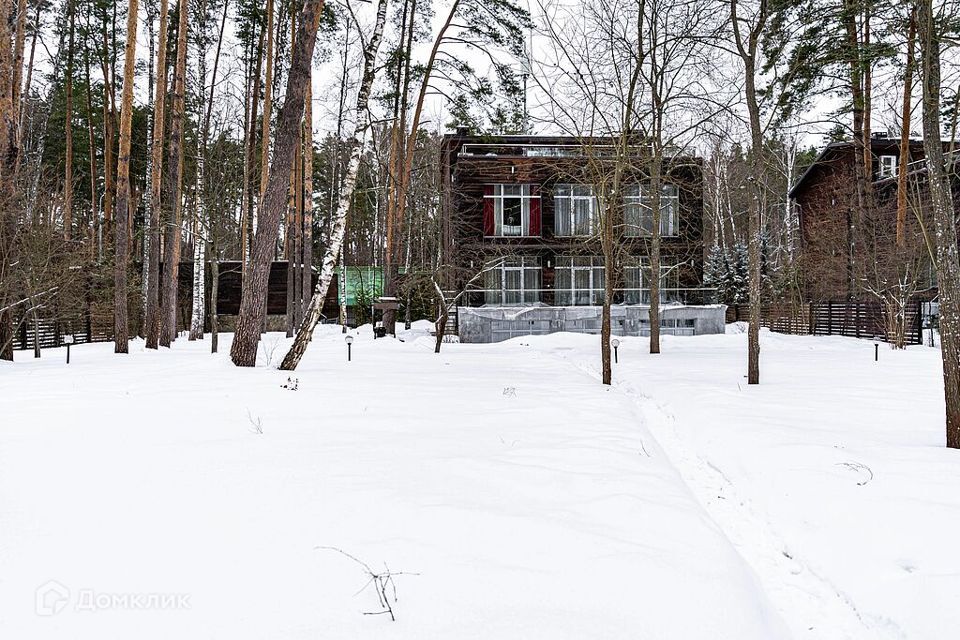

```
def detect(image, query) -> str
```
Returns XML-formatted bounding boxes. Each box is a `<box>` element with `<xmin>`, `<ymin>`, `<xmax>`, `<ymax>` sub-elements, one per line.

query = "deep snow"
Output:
<box><xmin>0</xmin><ymin>324</ymin><xmax>957</xmax><ymax>639</ymax></box>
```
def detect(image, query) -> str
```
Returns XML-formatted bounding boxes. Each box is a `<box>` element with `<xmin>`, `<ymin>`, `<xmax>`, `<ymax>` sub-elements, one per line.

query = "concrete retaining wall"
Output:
<box><xmin>457</xmin><ymin>305</ymin><xmax>727</xmax><ymax>343</ymax></box>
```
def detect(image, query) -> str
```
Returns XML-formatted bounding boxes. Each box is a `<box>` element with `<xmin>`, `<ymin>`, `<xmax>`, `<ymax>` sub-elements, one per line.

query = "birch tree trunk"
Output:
<box><xmin>141</xmin><ymin>1</ymin><xmax>155</xmax><ymax>333</ymax></box>
<box><xmin>83</xmin><ymin>51</ymin><xmax>99</xmax><ymax>260</ymax></box>
<box><xmin>189</xmin><ymin>0</ymin><xmax>211</xmax><ymax>341</ymax></box>
<box><xmin>301</xmin><ymin>78</ymin><xmax>314</xmax><ymax>320</ymax></box>
<box><xmin>918</xmin><ymin>0</ymin><xmax>960</xmax><ymax>448</ymax></box>
<box><xmin>278</xmin><ymin>0</ymin><xmax>389</xmax><ymax>371</ymax></box>
<box><xmin>230</xmin><ymin>0</ymin><xmax>326</xmax><ymax>367</ymax></box>
<box><xmin>144</xmin><ymin>0</ymin><xmax>169</xmax><ymax>349</ymax></box>
<box><xmin>113</xmin><ymin>0</ymin><xmax>139</xmax><ymax>353</ymax></box>
<box><xmin>63</xmin><ymin>0</ymin><xmax>74</xmax><ymax>240</ymax></box>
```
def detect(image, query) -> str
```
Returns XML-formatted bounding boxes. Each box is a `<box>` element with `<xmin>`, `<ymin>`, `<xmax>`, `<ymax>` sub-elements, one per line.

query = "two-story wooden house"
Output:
<box><xmin>789</xmin><ymin>133</ymin><xmax>942</xmax><ymax>302</ymax></box>
<box><xmin>440</xmin><ymin>133</ymin><xmax>723</xmax><ymax>341</ymax></box>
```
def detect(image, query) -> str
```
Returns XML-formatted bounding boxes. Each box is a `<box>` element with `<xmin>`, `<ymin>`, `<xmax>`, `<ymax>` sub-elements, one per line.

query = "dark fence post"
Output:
<box><xmin>915</xmin><ymin>300</ymin><xmax>923</xmax><ymax>345</ymax></box>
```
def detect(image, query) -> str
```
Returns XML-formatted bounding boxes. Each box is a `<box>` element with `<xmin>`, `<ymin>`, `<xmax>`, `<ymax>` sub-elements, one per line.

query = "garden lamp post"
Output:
<box><xmin>611</xmin><ymin>338</ymin><xmax>620</xmax><ymax>364</ymax></box>
<box><xmin>345</xmin><ymin>334</ymin><xmax>354</xmax><ymax>362</ymax></box>
<box><xmin>64</xmin><ymin>334</ymin><xmax>75</xmax><ymax>364</ymax></box>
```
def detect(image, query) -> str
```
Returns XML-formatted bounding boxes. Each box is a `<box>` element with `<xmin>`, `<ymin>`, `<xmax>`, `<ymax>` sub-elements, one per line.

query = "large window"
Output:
<box><xmin>555</xmin><ymin>256</ymin><xmax>605</xmax><ymax>305</ymax></box>
<box><xmin>484</xmin><ymin>185</ymin><xmax>540</xmax><ymax>237</ymax></box>
<box><xmin>554</xmin><ymin>184</ymin><xmax>597</xmax><ymax>236</ymax></box>
<box><xmin>484</xmin><ymin>257</ymin><xmax>541</xmax><ymax>305</ymax></box>
<box><xmin>623</xmin><ymin>260</ymin><xmax>680</xmax><ymax>304</ymax></box>
<box><xmin>624</xmin><ymin>183</ymin><xmax>679</xmax><ymax>237</ymax></box>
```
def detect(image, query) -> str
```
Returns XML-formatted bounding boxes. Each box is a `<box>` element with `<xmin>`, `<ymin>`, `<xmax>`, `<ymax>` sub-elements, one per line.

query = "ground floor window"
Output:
<box><xmin>484</xmin><ymin>257</ymin><xmax>541</xmax><ymax>305</ymax></box>
<box><xmin>555</xmin><ymin>256</ymin><xmax>605</xmax><ymax>305</ymax></box>
<box><xmin>623</xmin><ymin>260</ymin><xmax>680</xmax><ymax>304</ymax></box>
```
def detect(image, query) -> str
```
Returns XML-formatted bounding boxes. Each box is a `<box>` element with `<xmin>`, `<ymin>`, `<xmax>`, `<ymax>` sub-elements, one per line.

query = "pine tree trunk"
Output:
<box><xmin>210</xmin><ymin>254</ymin><xmax>219</xmax><ymax>352</ymax></box>
<box><xmin>240</xmin><ymin>28</ymin><xmax>264</xmax><ymax>270</ymax></box>
<box><xmin>896</xmin><ymin>7</ymin><xmax>916</xmax><ymax>247</ymax></box>
<box><xmin>144</xmin><ymin>0</ymin><xmax>169</xmax><ymax>349</ymax></box>
<box><xmin>11</xmin><ymin>0</ymin><xmax>26</xmax><ymax>135</ymax></box>
<box><xmin>0</xmin><ymin>0</ymin><xmax>18</xmax><ymax>361</ymax></box>
<box><xmin>160</xmin><ymin>0</ymin><xmax>188</xmax><ymax>347</ymax></box>
<box><xmin>113</xmin><ymin>0</ymin><xmax>139</xmax><ymax>353</ymax></box>
<box><xmin>918</xmin><ymin>0</ymin><xmax>960</xmax><ymax>448</ymax></box>
<box><xmin>230</xmin><ymin>0</ymin><xmax>326</xmax><ymax>367</ymax></box>
<box><xmin>278</xmin><ymin>0</ymin><xmax>388</xmax><ymax>371</ymax></box>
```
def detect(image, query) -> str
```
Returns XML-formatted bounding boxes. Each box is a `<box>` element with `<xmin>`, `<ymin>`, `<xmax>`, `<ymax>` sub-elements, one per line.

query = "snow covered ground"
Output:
<box><xmin>1</xmin><ymin>324</ymin><xmax>957</xmax><ymax>639</ymax></box>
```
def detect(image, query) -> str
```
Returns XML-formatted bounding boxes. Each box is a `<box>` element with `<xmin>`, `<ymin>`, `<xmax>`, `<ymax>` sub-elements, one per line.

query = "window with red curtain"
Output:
<box><xmin>529</xmin><ymin>185</ymin><xmax>542</xmax><ymax>236</ymax></box>
<box><xmin>483</xmin><ymin>185</ymin><xmax>495</xmax><ymax>236</ymax></box>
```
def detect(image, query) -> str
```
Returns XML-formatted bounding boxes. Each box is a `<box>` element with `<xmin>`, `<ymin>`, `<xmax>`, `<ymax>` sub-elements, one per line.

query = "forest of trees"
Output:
<box><xmin>1</xmin><ymin>0</ymin><xmax>960</xmax><ymax>446</ymax></box>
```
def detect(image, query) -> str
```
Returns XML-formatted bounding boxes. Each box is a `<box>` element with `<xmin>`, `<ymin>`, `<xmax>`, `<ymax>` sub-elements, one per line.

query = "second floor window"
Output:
<box><xmin>878</xmin><ymin>154</ymin><xmax>898</xmax><ymax>179</ymax></box>
<box><xmin>483</xmin><ymin>185</ymin><xmax>541</xmax><ymax>237</ymax></box>
<box><xmin>624</xmin><ymin>183</ymin><xmax>679</xmax><ymax>237</ymax></box>
<box><xmin>554</xmin><ymin>184</ymin><xmax>596</xmax><ymax>236</ymax></box>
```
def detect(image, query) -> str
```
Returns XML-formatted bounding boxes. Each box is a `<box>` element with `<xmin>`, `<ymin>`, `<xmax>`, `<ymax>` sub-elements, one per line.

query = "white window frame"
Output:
<box><xmin>554</xmin><ymin>184</ymin><xmax>597</xmax><ymax>237</ymax></box>
<box><xmin>624</xmin><ymin>183</ymin><xmax>679</xmax><ymax>237</ymax></box>
<box><xmin>878</xmin><ymin>154</ymin><xmax>898</xmax><ymax>179</ymax></box>
<box><xmin>486</xmin><ymin>185</ymin><xmax>538</xmax><ymax>237</ymax></box>
<box><xmin>484</xmin><ymin>257</ymin><xmax>541</xmax><ymax>305</ymax></box>
<box><xmin>555</xmin><ymin>256</ymin><xmax>605</xmax><ymax>305</ymax></box>
<box><xmin>623</xmin><ymin>259</ymin><xmax>680</xmax><ymax>304</ymax></box>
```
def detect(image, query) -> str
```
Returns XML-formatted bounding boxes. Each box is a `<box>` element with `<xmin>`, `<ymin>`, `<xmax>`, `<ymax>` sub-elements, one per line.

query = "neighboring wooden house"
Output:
<box><xmin>788</xmin><ymin>133</ymin><xmax>944</xmax><ymax>302</ymax></box>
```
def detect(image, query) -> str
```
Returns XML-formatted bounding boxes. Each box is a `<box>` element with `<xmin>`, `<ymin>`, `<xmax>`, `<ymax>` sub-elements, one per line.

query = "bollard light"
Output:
<box><xmin>611</xmin><ymin>338</ymin><xmax>620</xmax><ymax>364</ymax></box>
<box><xmin>345</xmin><ymin>334</ymin><xmax>354</xmax><ymax>362</ymax></box>
<box><xmin>63</xmin><ymin>334</ymin><xmax>75</xmax><ymax>364</ymax></box>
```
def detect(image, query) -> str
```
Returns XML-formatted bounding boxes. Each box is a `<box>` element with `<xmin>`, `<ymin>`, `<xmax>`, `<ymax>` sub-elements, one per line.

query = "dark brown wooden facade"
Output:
<box><xmin>441</xmin><ymin>134</ymin><xmax>708</xmax><ymax>306</ymax></box>
<box><xmin>789</xmin><ymin>134</ymin><xmax>946</xmax><ymax>301</ymax></box>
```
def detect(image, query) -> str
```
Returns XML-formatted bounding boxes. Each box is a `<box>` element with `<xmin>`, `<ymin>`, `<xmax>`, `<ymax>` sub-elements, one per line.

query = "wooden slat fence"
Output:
<box><xmin>726</xmin><ymin>300</ymin><xmax>923</xmax><ymax>345</ymax></box>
